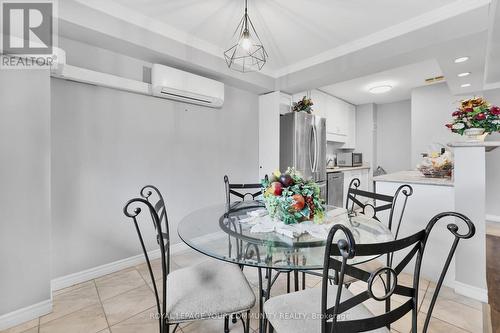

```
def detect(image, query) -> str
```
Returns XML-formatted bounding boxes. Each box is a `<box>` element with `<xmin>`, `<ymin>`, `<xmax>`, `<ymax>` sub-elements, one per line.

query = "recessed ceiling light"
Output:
<box><xmin>454</xmin><ymin>57</ymin><xmax>469</xmax><ymax>63</ymax></box>
<box><xmin>461</xmin><ymin>83</ymin><xmax>471</xmax><ymax>88</ymax></box>
<box><xmin>458</xmin><ymin>72</ymin><xmax>471</xmax><ymax>77</ymax></box>
<box><xmin>369</xmin><ymin>85</ymin><xmax>392</xmax><ymax>94</ymax></box>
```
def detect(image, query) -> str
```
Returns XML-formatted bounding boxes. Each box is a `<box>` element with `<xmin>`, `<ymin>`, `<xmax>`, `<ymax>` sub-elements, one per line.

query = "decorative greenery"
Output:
<box><xmin>261</xmin><ymin>167</ymin><xmax>325</xmax><ymax>225</ymax></box>
<box><xmin>291</xmin><ymin>96</ymin><xmax>314</xmax><ymax>114</ymax></box>
<box><xmin>446</xmin><ymin>97</ymin><xmax>500</xmax><ymax>135</ymax></box>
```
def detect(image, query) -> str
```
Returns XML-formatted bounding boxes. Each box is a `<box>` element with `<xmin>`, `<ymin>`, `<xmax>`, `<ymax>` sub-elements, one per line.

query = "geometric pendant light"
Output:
<box><xmin>224</xmin><ymin>0</ymin><xmax>268</xmax><ymax>72</ymax></box>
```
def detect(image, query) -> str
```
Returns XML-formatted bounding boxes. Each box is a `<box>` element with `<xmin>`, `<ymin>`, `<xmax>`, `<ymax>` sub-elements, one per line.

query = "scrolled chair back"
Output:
<box><xmin>346</xmin><ymin>178</ymin><xmax>413</xmax><ymax>239</ymax></box>
<box><xmin>321</xmin><ymin>212</ymin><xmax>475</xmax><ymax>333</ymax></box>
<box><xmin>123</xmin><ymin>195</ymin><xmax>169</xmax><ymax>333</ymax></box>
<box><xmin>224</xmin><ymin>175</ymin><xmax>262</xmax><ymax>211</ymax></box>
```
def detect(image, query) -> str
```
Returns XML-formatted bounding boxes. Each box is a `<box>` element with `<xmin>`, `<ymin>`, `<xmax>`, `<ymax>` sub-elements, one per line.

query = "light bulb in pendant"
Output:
<box><xmin>240</xmin><ymin>30</ymin><xmax>252</xmax><ymax>50</ymax></box>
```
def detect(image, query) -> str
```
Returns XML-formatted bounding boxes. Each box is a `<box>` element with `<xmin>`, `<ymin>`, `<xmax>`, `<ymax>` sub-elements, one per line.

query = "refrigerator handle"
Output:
<box><xmin>313</xmin><ymin>123</ymin><xmax>319</xmax><ymax>172</ymax></box>
<box><xmin>309</xmin><ymin>126</ymin><xmax>315</xmax><ymax>174</ymax></box>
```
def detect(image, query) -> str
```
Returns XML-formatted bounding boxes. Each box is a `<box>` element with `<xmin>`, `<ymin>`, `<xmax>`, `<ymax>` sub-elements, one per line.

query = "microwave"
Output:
<box><xmin>337</xmin><ymin>153</ymin><xmax>363</xmax><ymax>167</ymax></box>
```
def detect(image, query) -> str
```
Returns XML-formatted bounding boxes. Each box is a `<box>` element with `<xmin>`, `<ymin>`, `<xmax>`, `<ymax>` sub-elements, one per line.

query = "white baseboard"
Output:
<box><xmin>51</xmin><ymin>241</ymin><xmax>188</xmax><ymax>292</ymax></box>
<box><xmin>454</xmin><ymin>281</ymin><xmax>488</xmax><ymax>303</ymax></box>
<box><xmin>50</xmin><ymin>232</ymin><xmax>224</xmax><ymax>292</ymax></box>
<box><xmin>486</xmin><ymin>214</ymin><xmax>500</xmax><ymax>223</ymax></box>
<box><xmin>0</xmin><ymin>299</ymin><xmax>52</xmax><ymax>330</ymax></box>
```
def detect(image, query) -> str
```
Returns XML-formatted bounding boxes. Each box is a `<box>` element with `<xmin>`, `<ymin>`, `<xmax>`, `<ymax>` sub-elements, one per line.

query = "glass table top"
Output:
<box><xmin>177</xmin><ymin>201</ymin><xmax>393</xmax><ymax>270</ymax></box>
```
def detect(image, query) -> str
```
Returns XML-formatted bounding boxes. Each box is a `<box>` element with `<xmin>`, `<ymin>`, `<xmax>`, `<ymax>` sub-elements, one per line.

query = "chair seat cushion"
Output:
<box><xmin>166</xmin><ymin>259</ymin><xmax>255</xmax><ymax>322</ymax></box>
<box><xmin>264</xmin><ymin>285</ymin><xmax>389</xmax><ymax>333</ymax></box>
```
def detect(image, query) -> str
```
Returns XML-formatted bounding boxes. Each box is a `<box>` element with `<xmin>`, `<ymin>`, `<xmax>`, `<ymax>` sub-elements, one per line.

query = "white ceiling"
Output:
<box><xmin>76</xmin><ymin>0</ymin><xmax>485</xmax><ymax>76</ymax></box>
<box><xmin>320</xmin><ymin>60</ymin><xmax>443</xmax><ymax>104</ymax></box>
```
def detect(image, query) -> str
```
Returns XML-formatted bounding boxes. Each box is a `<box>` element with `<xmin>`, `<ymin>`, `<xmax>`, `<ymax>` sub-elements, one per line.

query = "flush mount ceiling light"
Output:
<box><xmin>457</xmin><ymin>72</ymin><xmax>471</xmax><ymax>77</ymax></box>
<box><xmin>224</xmin><ymin>0</ymin><xmax>268</xmax><ymax>73</ymax></box>
<box><xmin>461</xmin><ymin>83</ymin><xmax>471</xmax><ymax>88</ymax></box>
<box><xmin>369</xmin><ymin>85</ymin><xmax>393</xmax><ymax>94</ymax></box>
<box><xmin>454</xmin><ymin>56</ymin><xmax>469</xmax><ymax>63</ymax></box>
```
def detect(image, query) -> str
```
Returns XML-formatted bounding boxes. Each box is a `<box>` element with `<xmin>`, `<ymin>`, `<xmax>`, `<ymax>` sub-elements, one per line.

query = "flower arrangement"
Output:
<box><xmin>261</xmin><ymin>168</ymin><xmax>325</xmax><ymax>225</ymax></box>
<box><xmin>292</xmin><ymin>96</ymin><xmax>314</xmax><ymax>114</ymax></box>
<box><xmin>446</xmin><ymin>97</ymin><xmax>500</xmax><ymax>135</ymax></box>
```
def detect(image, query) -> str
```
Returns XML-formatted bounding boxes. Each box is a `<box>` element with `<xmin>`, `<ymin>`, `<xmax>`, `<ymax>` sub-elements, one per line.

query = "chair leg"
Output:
<box><xmin>302</xmin><ymin>272</ymin><xmax>306</xmax><ymax>290</ymax></box>
<box><xmin>224</xmin><ymin>315</ymin><xmax>230</xmax><ymax>333</ymax></box>
<box><xmin>268</xmin><ymin>323</ymin><xmax>274</xmax><ymax>333</ymax></box>
<box><xmin>286</xmin><ymin>272</ymin><xmax>290</xmax><ymax>293</ymax></box>
<box><xmin>245</xmin><ymin>310</ymin><xmax>251</xmax><ymax>333</ymax></box>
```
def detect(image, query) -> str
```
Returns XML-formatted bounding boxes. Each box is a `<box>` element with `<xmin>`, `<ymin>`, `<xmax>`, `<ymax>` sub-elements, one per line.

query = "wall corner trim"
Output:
<box><xmin>0</xmin><ymin>299</ymin><xmax>52</xmax><ymax>331</ymax></box>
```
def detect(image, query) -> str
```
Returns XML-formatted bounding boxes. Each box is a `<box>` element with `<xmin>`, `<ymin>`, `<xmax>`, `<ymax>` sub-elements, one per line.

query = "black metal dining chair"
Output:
<box><xmin>124</xmin><ymin>185</ymin><xmax>255</xmax><ymax>333</ymax></box>
<box><xmin>342</xmin><ymin>179</ymin><xmax>414</xmax><ymax>286</ymax></box>
<box><xmin>224</xmin><ymin>175</ymin><xmax>262</xmax><ymax>210</ymax></box>
<box><xmin>264</xmin><ymin>212</ymin><xmax>475</xmax><ymax>333</ymax></box>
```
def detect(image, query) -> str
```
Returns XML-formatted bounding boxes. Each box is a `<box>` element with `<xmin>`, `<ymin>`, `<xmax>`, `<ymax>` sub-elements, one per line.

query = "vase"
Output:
<box><xmin>464</xmin><ymin>128</ymin><xmax>487</xmax><ymax>142</ymax></box>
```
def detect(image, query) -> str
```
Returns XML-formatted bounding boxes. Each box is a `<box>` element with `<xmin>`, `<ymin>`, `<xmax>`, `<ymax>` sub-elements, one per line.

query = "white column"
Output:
<box><xmin>451</xmin><ymin>143</ymin><xmax>496</xmax><ymax>302</ymax></box>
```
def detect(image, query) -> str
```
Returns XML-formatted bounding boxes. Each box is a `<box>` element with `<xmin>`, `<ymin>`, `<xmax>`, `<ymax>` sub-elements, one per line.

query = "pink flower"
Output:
<box><xmin>452</xmin><ymin>111</ymin><xmax>461</xmax><ymax>117</ymax></box>
<box><xmin>445</xmin><ymin>124</ymin><xmax>453</xmax><ymax>129</ymax></box>
<box><xmin>464</xmin><ymin>107</ymin><xmax>474</xmax><ymax>113</ymax></box>
<box><xmin>491</xmin><ymin>106</ymin><xmax>500</xmax><ymax>115</ymax></box>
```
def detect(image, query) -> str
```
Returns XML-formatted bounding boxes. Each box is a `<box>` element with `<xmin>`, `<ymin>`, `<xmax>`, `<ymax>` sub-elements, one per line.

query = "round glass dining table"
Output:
<box><xmin>178</xmin><ymin>201</ymin><xmax>394</xmax><ymax>333</ymax></box>
<box><xmin>178</xmin><ymin>201</ymin><xmax>394</xmax><ymax>270</ymax></box>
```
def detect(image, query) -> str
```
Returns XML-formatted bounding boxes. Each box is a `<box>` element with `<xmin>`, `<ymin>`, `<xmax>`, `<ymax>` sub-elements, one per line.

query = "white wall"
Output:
<box><xmin>376</xmin><ymin>100</ymin><xmax>412</xmax><ymax>173</ymax></box>
<box><xmin>410</xmin><ymin>83</ymin><xmax>458</xmax><ymax>167</ymax></box>
<box><xmin>355</xmin><ymin>103</ymin><xmax>377</xmax><ymax>169</ymax></box>
<box><xmin>50</xmin><ymin>78</ymin><xmax>259</xmax><ymax>278</ymax></box>
<box><xmin>0</xmin><ymin>70</ymin><xmax>51</xmax><ymax>316</ymax></box>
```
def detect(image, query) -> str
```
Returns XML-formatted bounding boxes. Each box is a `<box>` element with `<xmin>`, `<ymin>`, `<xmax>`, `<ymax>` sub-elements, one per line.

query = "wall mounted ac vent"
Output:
<box><xmin>152</xmin><ymin>64</ymin><xmax>224</xmax><ymax>108</ymax></box>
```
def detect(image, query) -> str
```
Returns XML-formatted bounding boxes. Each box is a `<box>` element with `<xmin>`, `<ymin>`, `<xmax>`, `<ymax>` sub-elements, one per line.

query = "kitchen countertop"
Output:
<box><xmin>327</xmin><ymin>165</ymin><xmax>371</xmax><ymax>173</ymax></box>
<box><xmin>373</xmin><ymin>170</ymin><xmax>454</xmax><ymax>187</ymax></box>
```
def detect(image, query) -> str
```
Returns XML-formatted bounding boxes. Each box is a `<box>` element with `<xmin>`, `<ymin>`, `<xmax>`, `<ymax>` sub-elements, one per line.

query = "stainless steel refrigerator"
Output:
<box><xmin>280</xmin><ymin>112</ymin><xmax>327</xmax><ymax>201</ymax></box>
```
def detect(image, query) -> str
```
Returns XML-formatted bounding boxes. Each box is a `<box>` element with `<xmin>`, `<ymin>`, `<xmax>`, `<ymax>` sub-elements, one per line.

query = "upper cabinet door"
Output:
<box><xmin>310</xmin><ymin>90</ymin><xmax>325</xmax><ymax>118</ymax></box>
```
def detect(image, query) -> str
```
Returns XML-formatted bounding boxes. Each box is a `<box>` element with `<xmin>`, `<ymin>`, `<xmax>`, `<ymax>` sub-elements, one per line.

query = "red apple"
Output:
<box><xmin>291</xmin><ymin>194</ymin><xmax>305</xmax><ymax>211</ymax></box>
<box><xmin>270</xmin><ymin>182</ymin><xmax>283</xmax><ymax>196</ymax></box>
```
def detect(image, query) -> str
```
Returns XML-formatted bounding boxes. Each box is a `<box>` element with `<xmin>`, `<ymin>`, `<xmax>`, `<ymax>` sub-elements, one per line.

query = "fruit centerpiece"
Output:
<box><xmin>261</xmin><ymin>168</ymin><xmax>325</xmax><ymax>225</ymax></box>
<box><xmin>446</xmin><ymin>97</ymin><xmax>500</xmax><ymax>141</ymax></box>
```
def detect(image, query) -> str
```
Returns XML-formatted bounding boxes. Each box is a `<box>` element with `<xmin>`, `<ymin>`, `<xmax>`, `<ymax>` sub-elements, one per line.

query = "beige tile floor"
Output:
<box><xmin>1</xmin><ymin>248</ymin><xmax>484</xmax><ymax>333</ymax></box>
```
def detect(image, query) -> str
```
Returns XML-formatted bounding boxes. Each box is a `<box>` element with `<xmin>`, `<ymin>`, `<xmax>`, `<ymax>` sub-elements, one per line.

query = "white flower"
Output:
<box><xmin>452</xmin><ymin>123</ymin><xmax>465</xmax><ymax>129</ymax></box>
<box><xmin>493</xmin><ymin>119</ymin><xmax>500</xmax><ymax>125</ymax></box>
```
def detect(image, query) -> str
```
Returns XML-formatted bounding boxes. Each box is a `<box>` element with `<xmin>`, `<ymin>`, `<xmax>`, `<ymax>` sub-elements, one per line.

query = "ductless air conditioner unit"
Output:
<box><xmin>151</xmin><ymin>64</ymin><xmax>224</xmax><ymax>108</ymax></box>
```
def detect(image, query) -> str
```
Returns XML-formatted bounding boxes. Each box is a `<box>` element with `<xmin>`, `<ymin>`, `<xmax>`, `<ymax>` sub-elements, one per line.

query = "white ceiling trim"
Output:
<box><xmin>73</xmin><ymin>0</ymin><xmax>490</xmax><ymax>79</ymax></box>
<box><xmin>274</xmin><ymin>0</ymin><xmax>491</xmax><ymax>77</ymax></box>
<box><xmin>72</xmin><ymin>0</ymin><xmax>278</xmax><ymax>77</ymax></box>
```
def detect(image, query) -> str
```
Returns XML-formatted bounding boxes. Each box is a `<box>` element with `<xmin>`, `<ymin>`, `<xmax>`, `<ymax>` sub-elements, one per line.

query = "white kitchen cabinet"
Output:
<box><xmin>292</xmin><ymin>89</ymin><xmax>356</xmax><ymax>148</ymax></box>
<box><xmin>342</xmin><ymin>168</ymin><xmax>370</xmax><ymax>207</ymax></box>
